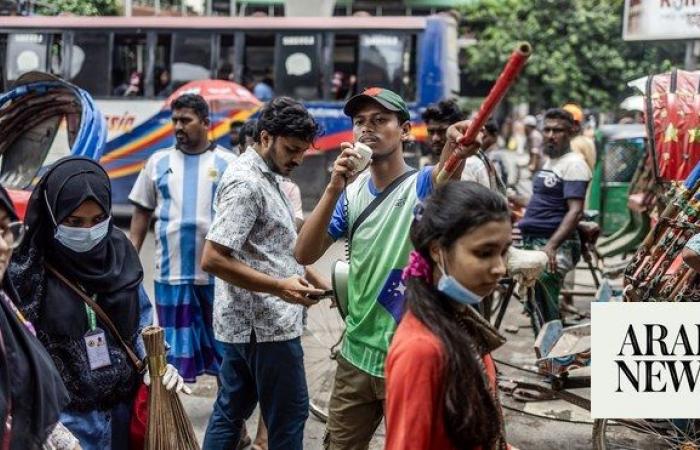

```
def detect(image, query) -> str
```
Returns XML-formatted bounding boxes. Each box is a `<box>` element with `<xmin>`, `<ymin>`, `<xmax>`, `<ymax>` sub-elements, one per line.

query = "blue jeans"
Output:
<box><xmin>60</xmin><ymin>402</ymin><xmax>131</xmax><ymax>450</ymax></box>
<box><xmin>202</xmin><ymin>333</ymin><xmax>308</xmax><ymax>450</ymax></box>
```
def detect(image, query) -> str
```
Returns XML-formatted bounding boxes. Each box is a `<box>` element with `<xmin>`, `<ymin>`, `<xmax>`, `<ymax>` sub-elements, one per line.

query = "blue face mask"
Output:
<box><xmin>436</xmin><ymin>252</ymin><xmax>484</xmax><ymax>305</ymax></box>
<box><xmin>54</xmin><ymin>218</ymin><xmax>110</xmax><ymax>253</ymax></box>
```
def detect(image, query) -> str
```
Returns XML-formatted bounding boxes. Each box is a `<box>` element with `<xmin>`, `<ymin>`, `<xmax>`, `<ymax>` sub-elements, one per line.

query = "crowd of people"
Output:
<box><xmin>0</xmin><ymin>77</ymin><xmax>607</xmax><ymax>450</ymax></box>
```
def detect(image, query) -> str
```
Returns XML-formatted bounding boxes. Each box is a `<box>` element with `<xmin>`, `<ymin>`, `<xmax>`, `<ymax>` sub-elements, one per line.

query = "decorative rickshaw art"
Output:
<box><xmin>593</xmin><ymin>69</ymin><xmax>700</xmax><ymax>450</ymax></box>
<box><xmin>624</xmin><ymin>145</ymin><xmax>700</xmax><ymax>303</ymax></box>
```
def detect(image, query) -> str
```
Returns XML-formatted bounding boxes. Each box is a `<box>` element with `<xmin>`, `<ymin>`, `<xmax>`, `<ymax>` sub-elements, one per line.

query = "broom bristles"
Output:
<box><xmin>142</xmin><ymin>325</ymin><xmax>200</xmax><ymax>450</ymax></box>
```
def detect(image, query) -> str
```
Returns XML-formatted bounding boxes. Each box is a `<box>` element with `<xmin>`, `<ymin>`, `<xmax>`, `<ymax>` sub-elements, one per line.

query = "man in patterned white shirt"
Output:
<box><xmin>128</xmin><ymin>93</ymin><xmax>235</xmax><ymax>383</ymax></box>
<box><xmin>201</xmin><ymin>97</ymin><xmax>323</xmax><ymax>450</ymax></box>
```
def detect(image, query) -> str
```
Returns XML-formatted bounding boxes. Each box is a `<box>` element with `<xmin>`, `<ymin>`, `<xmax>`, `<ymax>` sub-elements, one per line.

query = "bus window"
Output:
<box><xmin>5</xmin><ymin>33</ymin><xmax>48</xmax><ymax>83</ymax></box>
<box><xmin>154</xmin><ymin>33</ymin><xmax>172</xmax><ymax>97</ymax></box>
<box><xmin>331</xmin><ymin>34</ymin><xmax>359</xmax><ymax>101</ymax></box>
<box><xmin>70</xmin><ymin>32</ymin><xmax>110</xmax><ymax>97</ymax></box>
<box><xmin>403</xmin><ymin>34</ymin><xmax>417</xmax><ymax>101</ymax></box>
<box><xmin>0</xmin><ymin>34</ymin><xmax>6</xmax><ymax>89</ymax></box>
<box><xmin>243</xmin><ymin>33</ymin><xmax>275</xmax><ymax>100</ymax></box>
<box><xmin>171</xmin><ymin>32</ymin><xmax>212</xmax><ymax>91</ymax></box>
<box><xmin>48</xmin><ymin>34</ymin><xmax>64</xmax><ymax>78</ymax></box>
<box><xmin>410</xmin><ymin>7</ymin><xmax>434</xmax><ymax>16</ymax></box>
<box><xmin>112</xmin><ymin>33</ymin><xmax>147</xmax><ymax>97</ymax></box>
<box><xmin>275</xmin><ymin>33</ymin><xmax>322</xmax><ymax>101</ymax></box>
<box><xmin>358</xmin><ymin>34</ymin><xmax>407</xmax><ymax>98</ymax></box>
<box><xmin>217</xmin><ymin>34</ymin><xmax>235</xmax><ymax>81</ymax></box>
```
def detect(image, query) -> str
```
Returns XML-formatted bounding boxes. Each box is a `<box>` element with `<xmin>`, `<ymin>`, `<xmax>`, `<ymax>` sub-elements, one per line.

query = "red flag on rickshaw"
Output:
<box><xmin>647</xmin><ymin>69</ymin><xmax>700</xmax><ymax>181</ymax></box>
<box><xmin>652</xmin><ymin>70</ymin><xmax>681</xmax><ymax>180</ymax></box>
<box><xmin>673</xmin><ymin>70</ymin><xmax>700</xmax><ymax>179</ymax></box>
<box><xmin>683</xmin><ymin>71</ymin><xmax>700</xmax><ymax>179</ymax></box>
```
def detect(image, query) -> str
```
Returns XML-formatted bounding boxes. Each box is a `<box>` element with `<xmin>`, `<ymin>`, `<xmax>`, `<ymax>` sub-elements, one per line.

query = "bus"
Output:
<box><xmin>0</xmin><ymin>15</ymin><xmax>459</xmax><ymax>209</ymax></box>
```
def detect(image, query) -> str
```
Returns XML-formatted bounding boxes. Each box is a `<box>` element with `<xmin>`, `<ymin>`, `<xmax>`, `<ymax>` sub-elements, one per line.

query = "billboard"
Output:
<box><xmin>624</xmin><ymin>0</ymin><xmax>700</xmax><ymax>41</ymax></box>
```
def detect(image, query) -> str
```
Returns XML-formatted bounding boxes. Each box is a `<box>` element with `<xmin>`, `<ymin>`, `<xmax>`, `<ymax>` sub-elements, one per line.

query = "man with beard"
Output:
<box><xmin>421</xmin><ymin>98</ymin><xmax>465</xmax><ymax>164</ymax></box>
<box><xmin>295</xmin><ymin>87</ymin><xmax>478</xmax><ymax>450</ymax></box>
<box><xmin>201</xmin><ymin>97</ymin><xmax>325</xmax><ymax>450</ymax></box>
<box><xmin>129</xmin><ymin>93</ymin><xmax>236</xmax><ymax>384</ymax></box>
<box><xmin>517</xmin><ymin>108</ymin><xmax>591</xmax><ymax>324</ymax></box>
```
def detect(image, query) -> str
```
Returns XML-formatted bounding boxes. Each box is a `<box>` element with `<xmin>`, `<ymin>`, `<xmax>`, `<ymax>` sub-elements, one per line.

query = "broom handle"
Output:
<box><xmin>436</xmin><ymin>42</ymin><xmax>532</xmax><ymax>184</ymax></box>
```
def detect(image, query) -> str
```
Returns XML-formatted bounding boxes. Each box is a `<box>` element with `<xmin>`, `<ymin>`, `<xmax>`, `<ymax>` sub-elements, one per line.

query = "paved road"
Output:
<box><xmin>132</xmin><ymin>225</ymin><xmax>598</xmax><ymax>449</ymax></box>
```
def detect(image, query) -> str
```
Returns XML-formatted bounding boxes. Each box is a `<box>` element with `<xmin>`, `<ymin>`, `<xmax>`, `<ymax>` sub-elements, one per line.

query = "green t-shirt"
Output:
<box><xmin>329</xmin><ymin>168</ymin><xmax>433</xmax><ymax>377</ymax></box>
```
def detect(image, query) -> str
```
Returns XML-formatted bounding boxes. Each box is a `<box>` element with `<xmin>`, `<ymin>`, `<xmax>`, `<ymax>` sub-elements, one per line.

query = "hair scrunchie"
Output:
<box><xmin>402</xmin><ymin>250</ymin><xmax>433</xmax><ymax>284</ymax></box>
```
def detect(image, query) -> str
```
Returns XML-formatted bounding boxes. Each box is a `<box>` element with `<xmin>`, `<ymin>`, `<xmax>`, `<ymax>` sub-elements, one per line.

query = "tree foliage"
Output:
<box><xmin>460</xmin><ymin>0</ymin><xmax>685</xmax><ymax>110</ymax></box>
<box><xmin>35</xmin><ymin>0</ymin><xmax>120</xmax><ymax>16</ymax></box>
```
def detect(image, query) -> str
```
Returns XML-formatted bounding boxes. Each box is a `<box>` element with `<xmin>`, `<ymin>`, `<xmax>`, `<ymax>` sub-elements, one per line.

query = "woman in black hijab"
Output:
<box><xmin>7</xmin><ymin>157</ymin><xmax>184</xmax><ymax>450</ymax></box>
<box><xmin>0</xmin><ymin>183</ymin><xmax>74</xmax><ymax>450</ymax></box>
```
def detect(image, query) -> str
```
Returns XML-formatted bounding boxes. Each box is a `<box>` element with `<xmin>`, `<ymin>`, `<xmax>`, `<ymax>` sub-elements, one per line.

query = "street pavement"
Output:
<box><xmin>131</xmin><ymin>224</ymin><xmax>600</xmax><ymax>449</ymax></box>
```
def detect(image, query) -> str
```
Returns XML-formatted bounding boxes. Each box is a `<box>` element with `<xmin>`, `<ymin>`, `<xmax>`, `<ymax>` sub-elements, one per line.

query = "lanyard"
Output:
<box><xmin>85</xmin><ymin>302</ymin><xmax>97</xmax><ymax>332</ymax></box>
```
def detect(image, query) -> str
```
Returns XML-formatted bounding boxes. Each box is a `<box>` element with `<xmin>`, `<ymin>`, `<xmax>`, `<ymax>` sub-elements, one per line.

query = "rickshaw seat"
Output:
<box><xmin>506</xmin><ymin>247</ymin><xmax>548</xmax><ymax>288</ymax></box>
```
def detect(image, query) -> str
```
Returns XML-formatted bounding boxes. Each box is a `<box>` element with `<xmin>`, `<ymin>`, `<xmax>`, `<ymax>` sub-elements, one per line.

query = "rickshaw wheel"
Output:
<box><xmin>302</xmin><ymin>300</ymin><xmax>346</xmax><ymax>422</ymax></box>
<box><xmin>593</xmin><ymin>418</ymin><xmax>700</xmax><ymax>449</ymax></box>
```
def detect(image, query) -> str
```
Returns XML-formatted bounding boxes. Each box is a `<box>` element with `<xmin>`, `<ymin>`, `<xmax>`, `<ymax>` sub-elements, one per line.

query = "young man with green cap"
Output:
<box><xmin>295</xmin><ymin>87</ymin><xmax>478</xmax><ymax>449</ymax></box>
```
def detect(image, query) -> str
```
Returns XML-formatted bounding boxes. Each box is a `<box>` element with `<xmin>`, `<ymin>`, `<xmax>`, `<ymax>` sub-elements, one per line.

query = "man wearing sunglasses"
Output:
<box><xmin>517</xmin><ymin>108</ymin><xmax>592</xmax><ymax>325</ymax></box>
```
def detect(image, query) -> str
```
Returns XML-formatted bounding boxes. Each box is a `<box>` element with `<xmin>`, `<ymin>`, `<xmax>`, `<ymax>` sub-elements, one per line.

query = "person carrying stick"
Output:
<box><xmin>295</xmin><ymin>87</ymin><xmax>477</xmax><ymax>449</ymax></box>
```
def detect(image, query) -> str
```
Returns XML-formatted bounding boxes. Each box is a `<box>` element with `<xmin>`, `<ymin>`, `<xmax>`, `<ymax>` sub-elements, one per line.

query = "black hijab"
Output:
<box><xmin>0</xmin><ymin>185</ymin><xmax>69</xmax><ymax>449</ymax></box>
<box><xmin>9</xmin><ymin>157</ymin><xmax>144</xmax><ymax>411</ymax></box>
<box><xmin>12</xmin><ymin>156</ymin><xmax>143</xmax><ymax>339</ymax></box>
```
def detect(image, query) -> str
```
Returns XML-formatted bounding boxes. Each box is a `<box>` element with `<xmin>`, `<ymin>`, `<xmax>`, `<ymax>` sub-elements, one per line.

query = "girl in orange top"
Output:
<box><xmin>385</xmin><ymin>181</ymin><xmax>513</xmax><ymax>450</ymax></box>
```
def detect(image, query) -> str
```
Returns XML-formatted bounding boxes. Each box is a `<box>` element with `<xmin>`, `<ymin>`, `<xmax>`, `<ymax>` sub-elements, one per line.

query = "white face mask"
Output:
<box><xmin>54</xmin><ymin>218</ymin><xmax>110</xmax><ymax>253</ymax></box>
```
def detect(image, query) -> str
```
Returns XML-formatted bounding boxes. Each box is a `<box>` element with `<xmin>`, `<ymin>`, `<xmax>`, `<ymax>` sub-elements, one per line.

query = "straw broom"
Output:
<box><xmin>142</xmin><ymin>325</ymin><xmax>200</xmax><ymax>450</ymax></box>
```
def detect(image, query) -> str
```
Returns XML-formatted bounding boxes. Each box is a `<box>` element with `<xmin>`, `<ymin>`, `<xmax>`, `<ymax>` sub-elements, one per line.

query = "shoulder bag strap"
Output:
<box><xmin>45</xmin><ymin>264</ymin><xmax>145</xmax><ymax>373</ymax></box>
<box><xmin>349</xmin><ymin>169</ymin><xmax>418</xmax><ymax>243</ymax></box>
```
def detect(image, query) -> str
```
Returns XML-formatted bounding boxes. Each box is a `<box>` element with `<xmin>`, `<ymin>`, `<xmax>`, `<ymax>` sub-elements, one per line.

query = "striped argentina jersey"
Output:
<box><xmin>129</xmin><ymin>145</ymin><xmax>236</xmax><ymax>284</ymax></box>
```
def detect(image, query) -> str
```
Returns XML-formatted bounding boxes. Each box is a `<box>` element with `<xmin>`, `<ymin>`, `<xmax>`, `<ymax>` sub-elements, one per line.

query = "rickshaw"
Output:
<box><xmin>590</xmin><ymin>124</ymin><xmax>653</xmax><ymax>259</ymax></box>
<box><xmin>0</xmin><ymin>71</ymin><xmax>106</xmax><ymax>218</ymax></box>
<box><xmin>588</xmin><ymin>124</ymin><xmax>646</xmax><ymax>236</ymax></box>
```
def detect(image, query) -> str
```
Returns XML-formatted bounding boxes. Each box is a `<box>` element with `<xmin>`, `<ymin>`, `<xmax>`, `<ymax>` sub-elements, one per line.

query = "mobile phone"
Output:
<box><xmin>350</xmin><ymin>142</ymin><xmax>373</xmax><ymax>172</ymax></box>
<box><xmin>307</xmin><ymin>289</ymin><xmax>335</xmax><ymax>301</ymax></box>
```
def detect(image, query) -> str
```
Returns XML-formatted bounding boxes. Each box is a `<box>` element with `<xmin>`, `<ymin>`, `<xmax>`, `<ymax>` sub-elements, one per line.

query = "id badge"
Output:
<box><xmin>84</xmin><ymin>328</ymin><xmax>112</xmax><ymax>370</ymax></box>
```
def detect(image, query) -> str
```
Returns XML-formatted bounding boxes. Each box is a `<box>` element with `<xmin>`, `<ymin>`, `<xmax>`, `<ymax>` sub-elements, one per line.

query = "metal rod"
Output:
<box><xmin>494</xmin><ymin>278</ymin><xmax>516</xmax><ymax>331</ymax></box>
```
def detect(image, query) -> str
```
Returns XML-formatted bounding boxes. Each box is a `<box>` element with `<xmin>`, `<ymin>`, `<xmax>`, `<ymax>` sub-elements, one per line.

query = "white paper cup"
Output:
<box><xmin>351</xmin><ymin>142</ymin><xmax>373</xmax><ymax>172</ymax></box>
